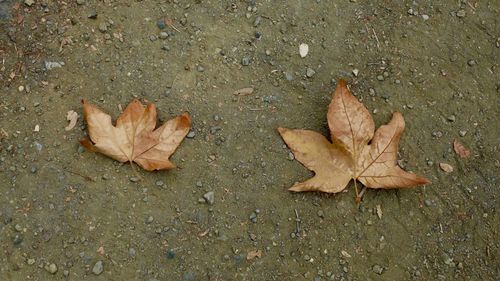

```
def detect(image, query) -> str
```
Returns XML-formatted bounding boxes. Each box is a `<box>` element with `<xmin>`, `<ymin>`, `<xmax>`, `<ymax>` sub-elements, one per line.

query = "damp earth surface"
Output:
<box><xmin>0</xmin><ymin>0</ymin><xmax>498</xmax><ymax>280</ymax></box>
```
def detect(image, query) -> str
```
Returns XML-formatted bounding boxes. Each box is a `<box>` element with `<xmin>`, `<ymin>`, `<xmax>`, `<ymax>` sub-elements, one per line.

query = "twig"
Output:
<box><xmin>165</xmin><ymin>19</ymin><xmax>181</xmax><ymax>33</ymax></box>
<box><xmin>64</xmin><ymin>169</ymin><xmax>94</xmax><ymax>182</ymax></box>
<box><xmin>372</xmin><ymin>28</ymin><xmax>381</xmax><ymax>50</ymax></box>
<box><xmin>467</xmin><ymin>1</ymin><xmax>476</xmax><ymax>11</ymax></box>
<box><xmin>294</xmin><ymin>209</ymin><xmax>301</xmax><ymax>237</ymax></box>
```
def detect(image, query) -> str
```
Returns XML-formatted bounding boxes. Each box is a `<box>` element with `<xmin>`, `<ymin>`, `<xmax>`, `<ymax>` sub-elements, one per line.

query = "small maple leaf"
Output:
<box><xmin>278</xmin><ymin>79</ymin><xmax>430</xmax><ymax>200</ymax></box>
<box><xmin>80</xmin><ymin>99</ymin><xmax>191</xmax><ymax>171</ymax></box>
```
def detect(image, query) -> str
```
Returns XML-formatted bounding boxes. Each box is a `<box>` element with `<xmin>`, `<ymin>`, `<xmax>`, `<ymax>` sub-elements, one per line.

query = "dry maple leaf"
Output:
<box><xmin>80</xmin><ymin>99</ymin><xmax>191</xmax><ymax>171</ymax></box>
<box><xmin>278</xmin><ymin>79</ymin><xmax>430</xmax><ymax>200</ymax></box>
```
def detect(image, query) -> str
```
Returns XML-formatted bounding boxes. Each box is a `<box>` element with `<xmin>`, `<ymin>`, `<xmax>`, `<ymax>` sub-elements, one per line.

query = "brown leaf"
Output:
<box><xmin>453</xmin><ymin>139</ymin><xmax>471</xmax><ymax>159</ymax></box>
<box><xmin>246</xmin><ymin>249</ymin><xmax>262</xmax><ymax>260</ymax></box>
<box><xmin>80</xmin><ymin>99</ymin><xmax>191</xmax><ymax>171</ymax></box>
<box><xmin>439</xmin><ymin>162</ymin><xmax>454</xmax><ymax>173</ymax></box>
<box><xmin>278</xmin><ymin>79</ymin><xmax>430</xmax><ymax>198</ymax></box>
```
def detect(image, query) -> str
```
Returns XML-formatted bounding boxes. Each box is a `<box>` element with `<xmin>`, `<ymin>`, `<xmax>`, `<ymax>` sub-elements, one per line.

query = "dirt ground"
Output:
<box><xmin>0</xmin><ymin>0</ymin><xmax>498</xmax><ymax>280</ymax></box>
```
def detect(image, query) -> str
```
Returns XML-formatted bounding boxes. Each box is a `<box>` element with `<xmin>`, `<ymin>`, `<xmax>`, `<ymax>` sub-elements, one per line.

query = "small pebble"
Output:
<box><xmin>45</xmin><ymin>263</ymin><xmax>58</xmax><ymax>274</ymax></box>
<box><xmin>98</xmin><ymin>23</ymin><xmax>107</xmax><ymax>33</ymax></box>
<box><xmin>13</xmin><ymin>234</ymin><xmax>23</xmax><ymax>245</ymax></box>
<box><xmin>432</xmin><ymin>131</ymin><xmax>443</xmax><ymax>138</ymax></box>
<box><xmin>306</xmin><ymin>67</ymin><xmax>316</xmax><ymax>78</ymax></box>
<box><xmin>76</xmin><ymin>0</ymin><xmax>86</xmax><ymax>5</ymax></box>
<box><xmin>88</xmin><ymin>11</ymin><xmax>98</xmax><ymax>19</ymax></box>
<box><xmin>284</xmin><ymin>72</ymin><xmax>294</xmax><ymax>81</ymax></box>
<box><xmin>459</xmin><ymin>130</ymin><xmax>467</xmax><ymax>137</ymax></box>
<box><xmin>159</xmin><ymin>32</ymin><xmax>169</xmax><ymax>39</ymax></box>
<box><xmin>372</xmin><ymin>264</ymin><xmax>384</xmax><ymax>275</ymax></box>
<box><xmin>249</xmin><ymin>212</ymin><xmax>257</xmax><ymax>223</ymax></box>
<box><xmin>197</xmin><ymin>65</ymin><xmax>205</xmax><ymax>72</ymax></box>
<box><xmin>146</xmin><ymin>216</ymin><xmax>154</xmax><ymax>224</ymax></box>
<box><xmin>157</xmin><ymin>20</ymin><xmax>166</xmax><ymax>29</ymax></box>
<box><xmin>24</xmin><ymin>0</ymin><xmax>35</xmax><ymax>7</ymax></box>
<box><xmin>317</xmin><ymin>210</ymin><xmax>324</xmax><ymax>218</ymax></box>
<box><xmin>299</xmin><ymin>43</ymin><xmax>309</xmax><ymax>58</ymax></box>
<box><xmin>155</xmin><ymin>180</ymin><xmax>164</xmax><ymax>187</ymax></box>
<box><xmin>447</xmin><ymin>115</ymin><xmax>456</xmax><ymax>122</ymax></box>
<box><xmin>253</xmin><ymin>16</ymin><xmax>262</xmax><ymax>27</ymax></box>
<box><xmin>241</xmin><ymin>57</ymin><xmax>252</xmax><ymax>66</ymax></box>
<box><xmin>14</xmin><ymin>224</ymin><xmax>22</xmax><ymax>232</ymax></box>
<box><xmin>92</xmin><ymin>260</ymin><xmax>103</xmax><ymax>275</ymax></box>
<box><xmin>129</xmin><ymin>248</ymin><xmax>136</xmax><ymax>257</ymax></box>
<box><xmin>424</xmin><ymin>199</ymin><xmax>432</xmax><ymax>207</ymax></box>
<box><xmin>377</xmin><ymin>75</ymin><xmax>384</xmax><ymax>81</ymax></box>
<box><xmin>203</xmin><ymin>191</ymin><xmax>215</xmax><ymax>205</ymax></box>
<box><xmin>467</xmin><ymin>59</ymin><xmax>476</xmax><ymax>66</ymax></box>
<box><xmin>352</xmin><ymin>69</ymin><xmax>359</xmax><ymax>77</ymax></box>
<box><xmin>187</xmin><ymin>131</ymin><xmax>196</xmax><ymax>138</ymax></box>
<box><xmin>165</xmin><ymin>249</ymin><xmax>175</xmax><ymax>259</ymax></box>
<box><xmin>456</xmin><ymin>10</ymin><xmax>466</xmax><ymax>18</ymax></box>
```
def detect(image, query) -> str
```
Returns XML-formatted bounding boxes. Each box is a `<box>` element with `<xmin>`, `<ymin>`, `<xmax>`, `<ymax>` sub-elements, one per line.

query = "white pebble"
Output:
<box><xmin>352</xmin><ymin>69</ymin><xmax>359</xmax><ymax>77</ymax></box>
<box><xmin>299</xmin><ymin>43</ymin><xmax>309</xmax><ymax>58</ymax></box>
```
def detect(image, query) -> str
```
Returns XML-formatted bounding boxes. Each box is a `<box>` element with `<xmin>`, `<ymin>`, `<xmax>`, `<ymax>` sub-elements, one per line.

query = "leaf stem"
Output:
<box><xmin>130</xmin><ymin>162</ymin><xmax>144</xmax><ymax>181</ymax></box>
<box><xmin>354</xmin><ymin>180</ymin><xmax>359</xmax><ymax>198</ymax></box>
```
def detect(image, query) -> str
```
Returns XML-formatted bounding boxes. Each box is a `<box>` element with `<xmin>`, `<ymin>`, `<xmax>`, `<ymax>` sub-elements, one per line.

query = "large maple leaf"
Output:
<box><xmin>278</xmin><ymin>79</ymin><xmax>429</xmax><ymax>199</ymax></box>
<box><xmin>80</xmin><ymin>99</ymin><xmax>191</xmax><ymax>171</ymax></box>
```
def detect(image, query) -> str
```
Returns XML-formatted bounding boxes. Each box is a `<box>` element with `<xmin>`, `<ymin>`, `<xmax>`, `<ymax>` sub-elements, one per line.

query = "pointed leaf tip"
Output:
<box><xmin>277</xmin><ymin>127</ymin><xmax>288</xmax><ymax>135</ymax></box>
<box><xmin>176</xmin><ymin>112</ymin><xmax>192</xmax><ymax>130</ymax></box>
<box><xmin>337</xmin><ymin>79</ymin><xmax>347</xmax><ymax>88</ymax></box>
